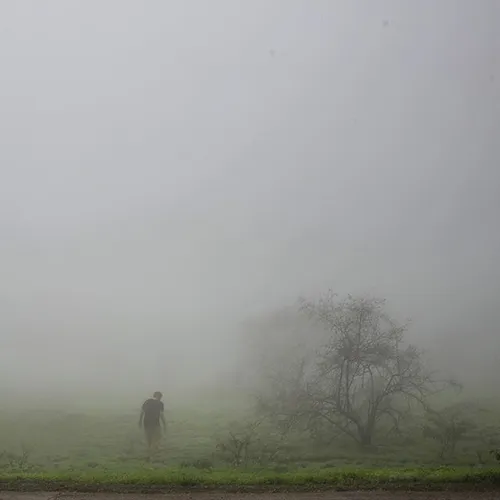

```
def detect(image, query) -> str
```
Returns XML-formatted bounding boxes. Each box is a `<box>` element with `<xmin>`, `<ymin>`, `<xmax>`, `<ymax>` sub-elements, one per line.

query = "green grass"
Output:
<box><xmin>1</xmin><ymin>401</ymin><xmax>500</xmax><ymax>491</ymax></box>
<box><xmin>0</xmin><ymin>407</ymin><xmax>496</xmax><ymax>471</ymax></box>
<box><xmin>0</xmin><ymin>467</ymin><xmax>500</xmax><ymax>492</ymax></box>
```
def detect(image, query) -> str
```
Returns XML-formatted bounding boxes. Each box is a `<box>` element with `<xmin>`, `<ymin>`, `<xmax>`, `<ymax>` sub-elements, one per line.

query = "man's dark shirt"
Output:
<box><xmin>142</xmin><ymin>398</ymin><xmax>164</xmax><ymax>428</ymax></box>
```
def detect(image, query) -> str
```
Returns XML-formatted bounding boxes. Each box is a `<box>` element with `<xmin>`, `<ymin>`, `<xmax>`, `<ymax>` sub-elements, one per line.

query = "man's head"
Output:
<box><xmin>153</xmin><ymin>391</ymin><xmax>163</xmax><ymax>400</ymax></box>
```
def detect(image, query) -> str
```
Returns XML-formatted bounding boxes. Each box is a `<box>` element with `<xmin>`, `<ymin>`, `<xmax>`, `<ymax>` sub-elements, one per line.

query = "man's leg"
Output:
<box><xmin>144</xmin><ymin>426</ymin><xmax>154</xmax><ymax>460</ymax></box>
<box><xmin>144</xmin><ymin>425</ymin><xmax>161</xmax><ymax>459</ymax></box>
<box><xmin>150</xmin><ymin>425</ymin><xmax>162</xmax><ymax>455</ymax></box>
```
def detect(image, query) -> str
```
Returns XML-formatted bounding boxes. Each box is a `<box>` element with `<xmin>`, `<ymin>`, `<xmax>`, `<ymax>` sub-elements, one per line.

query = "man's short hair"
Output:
<box><xmin>153</xmin><ymin>391</ymin><xmax>163</xmax><ymax>399</ymax></box>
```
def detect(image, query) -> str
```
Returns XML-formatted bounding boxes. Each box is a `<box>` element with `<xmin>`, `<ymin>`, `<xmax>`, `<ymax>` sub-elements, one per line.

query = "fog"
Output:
<box><xmin>0</xmin><ymin>0</ymin><xmax>498</xmax><ymax>406</ymax></box>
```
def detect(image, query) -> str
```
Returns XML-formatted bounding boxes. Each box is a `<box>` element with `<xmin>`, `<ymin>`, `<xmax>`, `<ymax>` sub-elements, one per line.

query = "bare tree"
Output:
<box><xmin>256</xmin><ymin>292</ymin><xmax>451</xmax><ymax>447</ymax></box>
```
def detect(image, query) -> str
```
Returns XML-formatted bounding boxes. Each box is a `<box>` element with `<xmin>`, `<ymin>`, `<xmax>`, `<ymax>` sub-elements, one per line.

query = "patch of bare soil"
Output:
<box><xmin>0</xmin><ymin>492</ymin><xmax>499</xmax><ymax>500</ymax></box>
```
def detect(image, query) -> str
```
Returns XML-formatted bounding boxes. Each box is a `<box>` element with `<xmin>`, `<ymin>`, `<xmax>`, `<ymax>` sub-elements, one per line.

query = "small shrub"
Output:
<box><xmin>180</xmin><ymin>458</ymin><xmax>213</xmax><ymax>470</ymax></box>
<box><xmin>0</xmin><ymin>444</ymin><xmax>36</xmax><ymax>472</ymax></box>
<box><xmin>422</xmin><ymin>404</ymin><xmax>475</xmax><ymax>459</ymax></box>
<box><xmin>214</xmin><ymin>419</ymin><xmax>261</xmax><ymax>467</ymax></box>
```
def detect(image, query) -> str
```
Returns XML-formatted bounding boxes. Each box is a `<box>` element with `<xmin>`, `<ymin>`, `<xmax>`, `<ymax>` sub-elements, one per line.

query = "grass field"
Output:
<box><xmin>0</xmin><ymin>397</ymin><xmax>499</xmax><ymax>491</ymax></box>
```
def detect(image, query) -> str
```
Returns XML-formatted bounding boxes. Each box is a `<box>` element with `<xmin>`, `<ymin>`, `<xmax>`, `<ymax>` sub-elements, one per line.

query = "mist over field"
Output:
<box><xmin>0</xmin><ymin>0</ymin><xmax>498</xmax><ymax>418</ymax></box>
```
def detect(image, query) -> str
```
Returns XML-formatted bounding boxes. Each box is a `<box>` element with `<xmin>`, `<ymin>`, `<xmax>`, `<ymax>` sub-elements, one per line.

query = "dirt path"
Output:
<box><xmin>0</xmin><ymin>492</ymin><xmax>499</xmax><ymax>500</ymax></box>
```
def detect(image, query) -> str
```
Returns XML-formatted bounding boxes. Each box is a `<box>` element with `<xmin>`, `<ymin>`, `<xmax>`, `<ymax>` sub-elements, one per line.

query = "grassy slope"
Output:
<box><xmin>1</xmin><ymin>406</ymin><xmax>499</xmax><ymax>471</ymax></box>
<box><xmin>0</xmin><ymin>467</ymin><xmax>500</xmax><ymax>492</ymax></box>
<box><xmin>1</xmin><ymin>397</ymin><xmax>500</xmax><ymax>492</ymax></box>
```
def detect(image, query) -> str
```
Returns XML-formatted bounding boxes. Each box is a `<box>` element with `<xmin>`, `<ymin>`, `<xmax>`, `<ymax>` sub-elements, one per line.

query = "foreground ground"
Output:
<box><xmin>1</xmin><ymin>399</ymin><xmax>499</xmax><ymax>471</ymax></box>
<box><xmin>0</xmin><ymin>467</ymin><xmax>499</xmax><ymax>494</ymax></box>
<box><xmin>0</xmin><ymin>399</ymin><xmax>499</xmax><ymax>496</ymax></box>
<box><xmin>2</xmin><ymin>493</ymin><xmax>500</xmax><ymax>500</ymax></box>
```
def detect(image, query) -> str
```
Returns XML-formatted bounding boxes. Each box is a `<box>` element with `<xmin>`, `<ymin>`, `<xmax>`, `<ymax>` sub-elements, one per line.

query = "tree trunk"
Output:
<box><xmin>361</xmin><ymin>433</ymin><xmax>372</xmax><ymax>446</ymax></box>
<box><xmin>358</xmin><ymin>416</ymin><xmax>377</xmax><ymax>447</ymax></box>
<box><xmin>358</xmin><ymin>427</ymin><xmax>373</xmax><ymax>446</ymax></box>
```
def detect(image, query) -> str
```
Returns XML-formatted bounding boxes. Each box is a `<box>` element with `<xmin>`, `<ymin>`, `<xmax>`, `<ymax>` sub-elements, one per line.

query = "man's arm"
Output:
<box><xmin>138</xmin><ymin>404</ymin><xmax>145</xmax><ymax>428</ymax></box>
<box><xmin>160</xmin><ymin>402</ymin><xmax>166</xmax><ymax>430</ymax></box>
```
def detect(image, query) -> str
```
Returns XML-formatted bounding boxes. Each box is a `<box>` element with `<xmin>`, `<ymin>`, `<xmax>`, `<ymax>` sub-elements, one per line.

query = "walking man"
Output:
<box><xmin>139</xmin><ymin>391</ymin><xmax>166</xmax><ymax>458</ymax></box>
